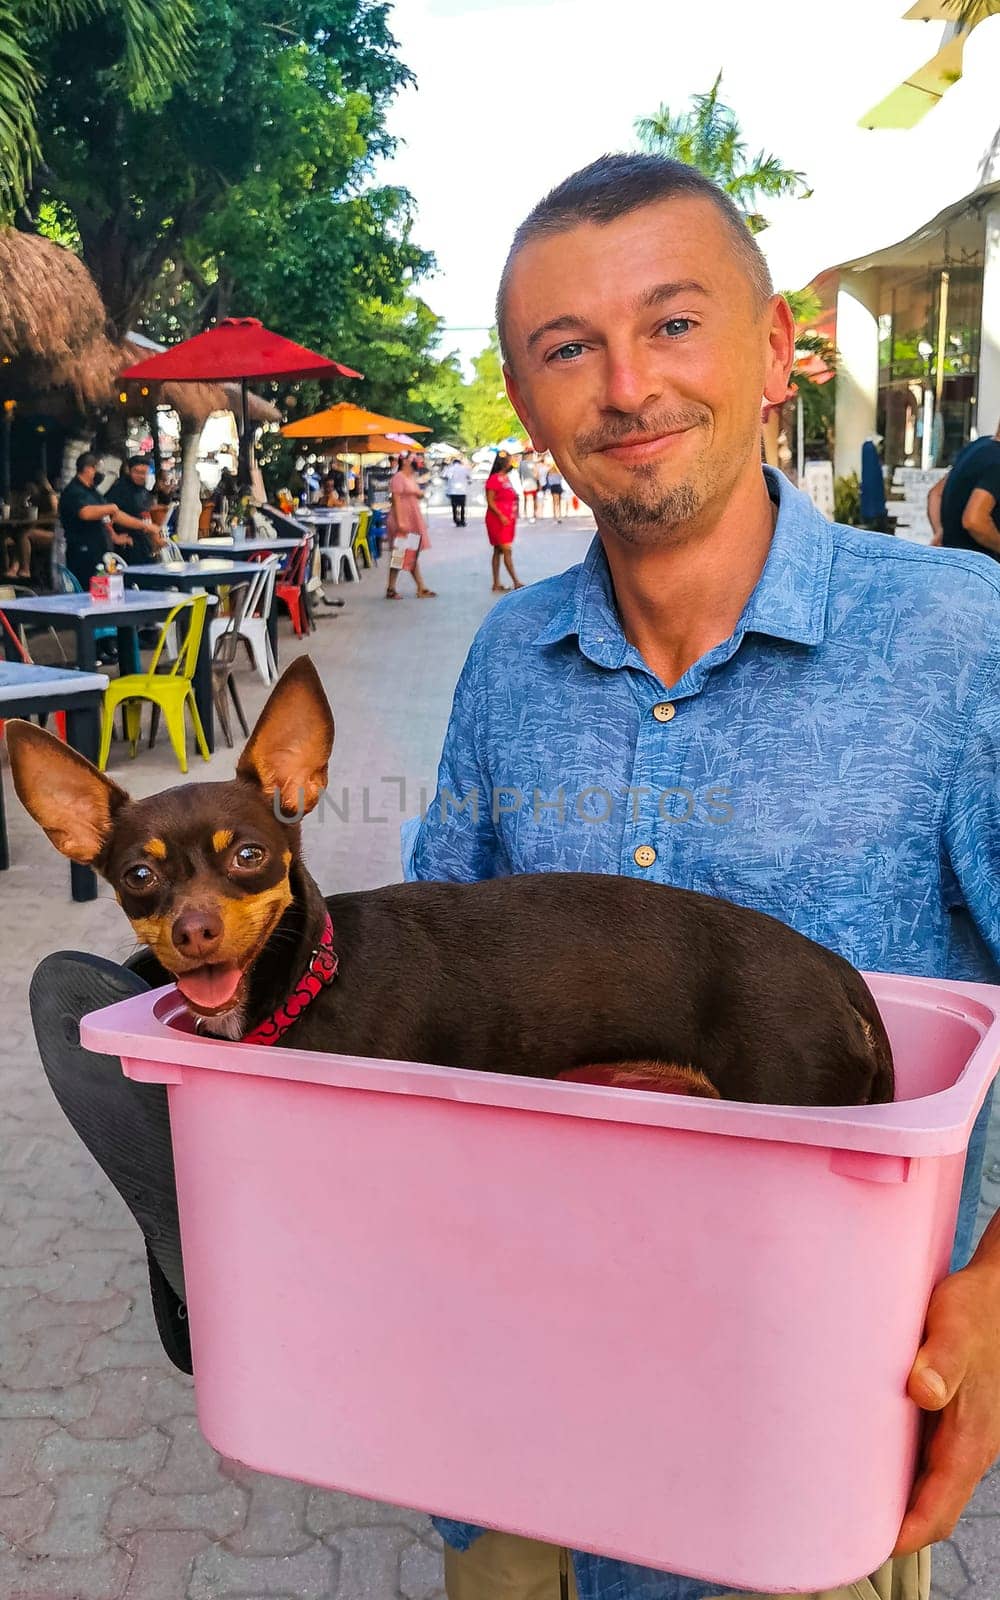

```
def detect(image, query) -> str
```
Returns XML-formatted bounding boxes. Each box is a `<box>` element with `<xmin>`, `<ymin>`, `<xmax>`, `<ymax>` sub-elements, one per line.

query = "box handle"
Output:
<box><xmin>830</xmin><ymin>1149</ymin><xmax>916</xmax><ymax>1184</ymax></box>
<box><xmin>121</xmin><ymin>1055</ymin><xmax>185</xmax><ymax>1086</ymax></box>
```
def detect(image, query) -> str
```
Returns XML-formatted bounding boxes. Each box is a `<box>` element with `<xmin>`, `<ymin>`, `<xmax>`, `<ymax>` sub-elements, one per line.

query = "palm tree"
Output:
<box><xmin>634</xmin><ymin>73</ymin><xmax>809</xmax><ymax>234</ymax></box>
<box><xmin>0</xmin><ymin>0</ymin><xmax>194</xmax><ymax>213</ymax></box>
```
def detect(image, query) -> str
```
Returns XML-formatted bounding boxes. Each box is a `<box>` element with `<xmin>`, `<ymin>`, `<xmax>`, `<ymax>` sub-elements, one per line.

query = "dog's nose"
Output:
<box><xmin>171</xmin><ymin>908</ymin><xmax>224</xmax><ymax>960</ymax></box>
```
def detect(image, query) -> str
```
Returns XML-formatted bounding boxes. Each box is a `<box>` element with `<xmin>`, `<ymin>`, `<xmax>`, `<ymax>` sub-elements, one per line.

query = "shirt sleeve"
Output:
<box><xmin>406</xmin><ymin>636</ymin><xmax>509</xmax><ymax>885</ymax></box>
<box><xmin>941</xmin><ymin>660</ymin><xmax>1000</xmax><ymax>962</ymax></box>
<box><xmin>972</xmin><ymin>460</ymin><xmax>1000</xmax><ymax>509</ymax></box>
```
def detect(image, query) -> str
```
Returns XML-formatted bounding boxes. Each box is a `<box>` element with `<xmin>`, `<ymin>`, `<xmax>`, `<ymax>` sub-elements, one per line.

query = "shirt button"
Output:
<box><xmin>633</xmin><ymin>844</ymin><xmax>657</xmax><ymax>868</ymax></box>
<box><xmin>652</xmin><ymin>701</ymin><xmax>676</xmax><ymax>723</ymax></box>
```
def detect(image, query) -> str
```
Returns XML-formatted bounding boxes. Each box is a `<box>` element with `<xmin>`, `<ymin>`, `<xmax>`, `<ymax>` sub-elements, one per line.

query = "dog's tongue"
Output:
<box><xmin>177</xmin><ymin>964</ymin><xmax>243</xmax><ymax>1011</ymax></box>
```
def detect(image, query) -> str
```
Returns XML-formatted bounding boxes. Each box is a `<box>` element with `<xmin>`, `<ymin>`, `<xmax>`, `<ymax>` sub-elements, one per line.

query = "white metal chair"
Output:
<box><xmin>209</xmin><ymin>556</ymin><xmax>278</xmax><ymax>686</ymax></box>
<box><xmin>158</xmin><ymin>539</ymin><xmax>186</xmax><ymax>566</ymax></box>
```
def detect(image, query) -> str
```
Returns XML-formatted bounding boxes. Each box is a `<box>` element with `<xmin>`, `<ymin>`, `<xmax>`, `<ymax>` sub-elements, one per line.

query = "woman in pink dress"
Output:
<box><xmin>385</xmin><ymin>454</ymin><xmax>435</xmax><ymax>599</ymax></box>
<box><xmin>484</xmin><ymin>451</ymin><xmax>524</xmax><ymax>593</ymax></box>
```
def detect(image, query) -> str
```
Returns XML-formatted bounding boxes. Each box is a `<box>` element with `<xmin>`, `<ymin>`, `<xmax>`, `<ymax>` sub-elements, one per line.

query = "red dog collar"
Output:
<box><xmin>242</xmin><ymin>913</ymin><xmax>339</xmax><ymax>1046</ymax></box>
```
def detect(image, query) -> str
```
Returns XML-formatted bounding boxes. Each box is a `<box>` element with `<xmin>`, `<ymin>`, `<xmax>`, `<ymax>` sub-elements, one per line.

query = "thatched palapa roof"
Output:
<box><xmin>0</xmin><ymin>228</ymin><xmax>119</xmax><ymax>410</ymax></box>
<box><xmin>0</xmin><ymin>232</ymin><xmax>283</xmax><ymax>430</ymax></box>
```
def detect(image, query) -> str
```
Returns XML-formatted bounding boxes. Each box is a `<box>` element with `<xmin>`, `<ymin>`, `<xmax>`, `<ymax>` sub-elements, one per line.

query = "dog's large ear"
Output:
<box><xmin>6</xmin><ymin>721</ymin><xmax>130</xmax><ymax>865</ymax></box>
<box><xmin>236</xmin><ymin>657</ymin><xmax>335</xmax><ymax>817</ymax></box>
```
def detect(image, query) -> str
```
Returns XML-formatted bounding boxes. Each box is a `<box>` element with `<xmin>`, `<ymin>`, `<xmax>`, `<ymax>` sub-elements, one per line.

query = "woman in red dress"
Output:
<box><xmin>484</xmin><ymin>451</ymin><xmax>524</xmax><ymax>593</ymax></box>
<box><xmin>385</xmin><ymin>454</ymin><xmax>435</xmax><ymax>599</ymax></box>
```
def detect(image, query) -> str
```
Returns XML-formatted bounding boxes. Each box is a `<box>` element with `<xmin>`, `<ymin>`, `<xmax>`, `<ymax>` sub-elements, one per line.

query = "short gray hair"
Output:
<box><xmin>496</xmin><ymin>153</ymin><xmax>774</xmax><ymax>362</ymax></box>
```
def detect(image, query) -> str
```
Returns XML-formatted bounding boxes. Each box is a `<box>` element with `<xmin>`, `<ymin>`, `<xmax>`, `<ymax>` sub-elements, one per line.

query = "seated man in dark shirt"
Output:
<box><xmin>928</xmin><ymin>422</ymin><xmax>1000</xmax><ymax>558</ymax></box>
<box><xmin>105</xmin><ymin>456</ymin><xmax>166</xmax><ymax>564</ymax></box>
<box><xmin>58</xmin><ymin>452</ymin><xmax>152</xmax><ymax>590</ymax></box>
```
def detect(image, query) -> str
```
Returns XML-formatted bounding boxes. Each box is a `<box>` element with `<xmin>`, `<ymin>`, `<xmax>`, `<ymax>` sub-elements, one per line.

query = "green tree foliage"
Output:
<box><xmin>635</xmin><ymin>72</ymin><xmax>808</xmax><ymax>233</ymax></box>
<box><xmin>26</xmin><ymin>0</ymin><xmax>410</xmax><ymax>335</ymax></box>
<box><xmin>0</xmin><ymin>0</ymin><xmax>194</xmax><ymax>211</ymax></box>
<box><xmin>15</xmin><ymin>0</ymin><xmax>461</xmax><ymax>432</ymax></box>
<box><xmin>459</xmin><ymin>332</ymin><xmax>523</xmax><ymax>450</ymax></box>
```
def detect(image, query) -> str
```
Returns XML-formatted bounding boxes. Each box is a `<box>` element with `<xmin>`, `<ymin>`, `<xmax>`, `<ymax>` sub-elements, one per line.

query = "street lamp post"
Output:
<box><xmin>918</xmin><ymin>339</ymin><xmax>934</xmax><ymax>471</ymax></box>
<box><xmin>1</xmin><ymin>398</ymin><xmax>15</xmax><ymax>519</ymax></box>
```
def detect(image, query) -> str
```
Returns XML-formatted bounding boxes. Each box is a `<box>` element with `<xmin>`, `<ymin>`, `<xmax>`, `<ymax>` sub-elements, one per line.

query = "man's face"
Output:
<box><xmin>78</xmin><ymin>463</ymin><xmax>97</xmax><ymax>487</ymax></box>
<box><xmin>129</xmin><ymin>463</ymin><xmax>148</xmax><ymax>487</ymax></box>
<box><xmin>503</xmin><ymin>197</ymin><xmax>794</xmax><ymax>543</ymax></box>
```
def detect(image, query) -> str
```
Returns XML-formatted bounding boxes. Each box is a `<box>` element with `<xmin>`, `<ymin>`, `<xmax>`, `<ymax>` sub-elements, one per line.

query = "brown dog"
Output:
<box><xmin>7</xmin><ymin>659</ymin><xmax>893</xmax><ymax>1106</ymax></box>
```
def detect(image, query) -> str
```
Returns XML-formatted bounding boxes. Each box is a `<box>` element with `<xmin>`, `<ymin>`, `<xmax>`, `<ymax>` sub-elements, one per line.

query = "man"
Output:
<box><xmin>927</xmin><ymin>423</ymin><xmax>1000</xmax><ymax>556</ymax></box>
<box><xmin>444</xmin><ymin>458</ymin><xmax>472</xmax><ymax>526</ymax></box>
<box><xmin>105</xmin><ymin>455</ymin><xmax>165</xmax><ymax>564</ymax></box>
<box><xmin>57</xmin><ymin>452</ymin><xmax>151</xmax><ymax>589</ymax></box>
<box><xmin>409</xmin><ymin>155</ymin><xmax>1000</xmax><ymax>1600</ymax></box>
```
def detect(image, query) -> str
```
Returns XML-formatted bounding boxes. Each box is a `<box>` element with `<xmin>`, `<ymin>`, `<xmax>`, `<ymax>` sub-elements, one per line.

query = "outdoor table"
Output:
<box><xmin>295</xmin><ymin>509</ymin><xmax>351</xmax><ymax>547</ymax></box>
<box><xmin>124</xmin><ymin>558</ymin><xmax>280</xmax><ymax>669</ymax></box>
<box><xmin>0</xmin><ymin>661</ymin><xmax>108</xmax><ymax>901</ymax></box>
<box><xmin>174</xmin><ymin>537</ymin><xmax>305</xmax><ymax>557</ymax></box>
<box><xmin>0</xmin><ymin>590</ymin><xmax>218</xmax><ymax>754</ymax></box>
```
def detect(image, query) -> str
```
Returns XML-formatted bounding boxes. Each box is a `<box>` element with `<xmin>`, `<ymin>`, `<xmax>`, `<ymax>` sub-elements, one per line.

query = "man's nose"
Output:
<box><xmin>601</xmin><ymin>342</ymin><xmax>664</xmax><ymax>418</ymax></box>
<box><xmin>171</xmin><ymin>907</ymin><xmax>224</xmax><ymax>960</ymax></box>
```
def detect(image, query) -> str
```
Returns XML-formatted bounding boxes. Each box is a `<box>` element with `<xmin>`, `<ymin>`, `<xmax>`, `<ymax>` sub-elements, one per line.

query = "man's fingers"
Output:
<box><xmin>907</xmin><ymin>1284</ymin><xmax>975</xmax><ymax>1410</ymax></box>
<box><xmin>894</xmin><ymin>1415</ymin><xmax>995</xmax><ymax>1554</ymax></box>
<box><xmin>908</xmin><ymin>1357</ymin><xmax>954</xmax><ymax>1410</ymax></box>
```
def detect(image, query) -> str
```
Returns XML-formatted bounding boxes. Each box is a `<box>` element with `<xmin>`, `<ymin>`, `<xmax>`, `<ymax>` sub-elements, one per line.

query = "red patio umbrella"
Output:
<box><xmin>120</xmin><ymin>318</ymin><xmax>362</xmax><ymax>488</ymax></box>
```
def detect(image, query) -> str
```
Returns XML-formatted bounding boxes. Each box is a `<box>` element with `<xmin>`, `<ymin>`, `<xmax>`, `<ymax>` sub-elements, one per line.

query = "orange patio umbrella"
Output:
<box><xmin>280</xmin><ymin>402</ymin><xmax>430</xmax><ymax>440</ymax></box>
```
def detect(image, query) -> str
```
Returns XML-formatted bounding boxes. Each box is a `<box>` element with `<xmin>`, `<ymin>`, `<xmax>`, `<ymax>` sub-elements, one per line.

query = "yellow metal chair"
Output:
<box><xmin>97</xmin><ymin>595</ymin><xmax>210</xmax><ymax>775</ymax></box>
<box><xmin>352</xmin><ymin>507</ymin><xmax>373</xmax><ymax>570</ymax></box>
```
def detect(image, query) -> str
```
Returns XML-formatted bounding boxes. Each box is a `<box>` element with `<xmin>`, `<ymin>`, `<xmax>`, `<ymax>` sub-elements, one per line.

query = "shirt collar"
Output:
<box><xmin>536</xmin><ymin>467</ymin><xmax>834</xmax><ymax>669</ymax></box>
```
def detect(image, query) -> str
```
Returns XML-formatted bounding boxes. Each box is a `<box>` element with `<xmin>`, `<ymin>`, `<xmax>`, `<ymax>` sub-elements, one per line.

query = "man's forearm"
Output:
<box><xmin>964</xmin><ymin>518</ymin><xmax>1000</xmax><ymax>556</ymax></box>
<box><xmin>113</xmin><ymin>509</ymin><xmax>152</xmax><ymax>532</ymax></box>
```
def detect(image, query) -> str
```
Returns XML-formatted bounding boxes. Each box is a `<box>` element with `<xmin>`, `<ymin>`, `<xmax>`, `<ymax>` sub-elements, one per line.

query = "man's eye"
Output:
<box><xmin>123</xmin><ymin>865</ymin><xmax>157</xmax><ymax>892</ymax></box>
<box><xmin>660</xmin><ymin>318</ymin><xmax>695</xmax><ymax>338</ymax></box>
<box><xmin>550</xmin><ymin>342</ymin><xmax>585</xmax><ymax>362</ymax></box>
<box><xmin>233</xmin><ymin>844</ymin><xmax>266</xmax><ymax>869</ymax></box>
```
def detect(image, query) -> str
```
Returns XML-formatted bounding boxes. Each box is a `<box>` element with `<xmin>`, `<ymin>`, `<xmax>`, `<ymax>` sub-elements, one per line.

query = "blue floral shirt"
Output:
<box><xmin>405</xmin><ymin>468</ymin><xmax>1000</xmax><ymax>1600</ymax></box>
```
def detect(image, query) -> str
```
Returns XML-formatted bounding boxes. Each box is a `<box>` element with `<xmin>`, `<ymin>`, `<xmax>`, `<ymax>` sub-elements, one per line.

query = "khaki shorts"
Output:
<box><xmin>443</xmin><ymin>1530</ymin><xmax>931</xmax><ymax>1600</ymax></box>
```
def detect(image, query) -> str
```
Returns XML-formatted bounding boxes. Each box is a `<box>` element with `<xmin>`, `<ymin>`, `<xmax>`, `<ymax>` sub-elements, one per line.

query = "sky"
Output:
<box><xmin>378</xmin><ymin>0</ymin><xmax>1000</xmax><ymax>375</ymax></box>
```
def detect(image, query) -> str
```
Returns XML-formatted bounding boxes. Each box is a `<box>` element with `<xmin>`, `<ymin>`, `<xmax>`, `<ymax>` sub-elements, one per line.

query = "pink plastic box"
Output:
<box><xmin>82</xmin><ymin>972</ymin><xmax>1000</xmax><ymax>1594</ymax></box>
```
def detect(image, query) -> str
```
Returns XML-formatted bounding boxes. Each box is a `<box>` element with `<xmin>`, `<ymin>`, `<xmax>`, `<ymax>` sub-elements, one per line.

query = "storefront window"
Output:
<box><xmin>877</xmin><ymin>254</ymin><xmax>983</xmax><ymax>468</ymax></box>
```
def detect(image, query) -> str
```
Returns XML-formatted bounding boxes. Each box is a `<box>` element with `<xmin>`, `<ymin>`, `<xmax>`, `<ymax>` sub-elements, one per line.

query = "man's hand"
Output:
<box><xmin>110</xmin><ymin>529</ymin><xmax>132</xmax><ymax>548</ymax></box>
<box><xmin>893</xmin><ymin>1263</ymin><xmax>1000</xmax><ymax>1554</ymax></box>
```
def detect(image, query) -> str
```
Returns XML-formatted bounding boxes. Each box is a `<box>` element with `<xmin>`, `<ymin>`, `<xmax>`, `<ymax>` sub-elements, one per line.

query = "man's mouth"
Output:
<box><xmin>175</xmin><ymin>963</ymin><xmax>245</xmax><ymax>1015</ymax></box>
<box><xmin>595</xmin><ymin>427</ymin><xmax>695</xmax><ymax>464</ymax></box>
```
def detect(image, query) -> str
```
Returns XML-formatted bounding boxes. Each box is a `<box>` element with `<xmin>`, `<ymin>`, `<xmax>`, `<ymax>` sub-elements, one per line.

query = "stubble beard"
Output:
<box><xmin>589</xmin><ymin>467</ymin><xmax>706</xmax><ymax>545</ymax></box>
<box><xmin>576</xmin><ymin>410</ymin><xmax>719</xmax><ymax>547</ymax></box>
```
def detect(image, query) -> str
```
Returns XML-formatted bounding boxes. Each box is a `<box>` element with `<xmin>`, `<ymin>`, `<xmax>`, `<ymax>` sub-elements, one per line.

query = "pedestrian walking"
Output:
<box><xmin>544</xmin><ymin>456</ymin><xmax>564</xmax><ymax>521</ymax></box>
<box><xmin>485</xmin><ymin>449</ymin><xmax>524</xmax><ymax>592</ymax></box>
<box><xmin>443</xmin><ymin>458</ymin><xmax>471</xmax><ymax>526</ymax></box>
<box><xmin>518</xmin><ymin>451</ymin><xmax>541</xmax><ymax>521</ymax></box>
<box><xmin>927</xmin><ymin>422</ymin><xmax>1000</xmax><ymax>557</ymax></box>
<box><xmin>385</xmin><ymin>453</ymin><xmax>436</xmax><ymax>599</ymax></box>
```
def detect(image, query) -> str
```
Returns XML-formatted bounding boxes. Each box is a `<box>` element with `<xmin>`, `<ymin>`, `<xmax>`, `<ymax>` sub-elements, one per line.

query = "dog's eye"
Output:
<box><xmin>123</xmin><ymin>865</ymin><xmax>157</xmax><ymax>892</ymax></box>
<box><xmin>233</xmin><ymin>844</ymin><xmax>266</xmax><ymax>869</ymax></box>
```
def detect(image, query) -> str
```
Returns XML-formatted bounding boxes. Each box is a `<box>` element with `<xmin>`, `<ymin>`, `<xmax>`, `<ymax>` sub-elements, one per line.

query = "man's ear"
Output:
<box><xmin>763</xmin><ymin>294</ymin><xmax>797</xmax><ymax>406</ymax></box>
<box><xmin>236</xmin><ymin>656</ymin><xmax>335</xmax><ymax>817</ymax></box>
<box><xmin>6</xmin><ymin>721</ymin><xmax>130</xmax><ymax>865</ymax></box>
<box><xmin>504</xmin><ymin>363</ymin><xmax>546</xmax><ymax>451</ymax></box>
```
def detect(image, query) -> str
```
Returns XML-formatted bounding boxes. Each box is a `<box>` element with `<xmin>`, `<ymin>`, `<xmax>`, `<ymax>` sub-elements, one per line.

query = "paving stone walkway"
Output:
<box><xmin>0</xmin><ymin>508</ymin><xmax>997</xmax><ymax>1597</ymax></box>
